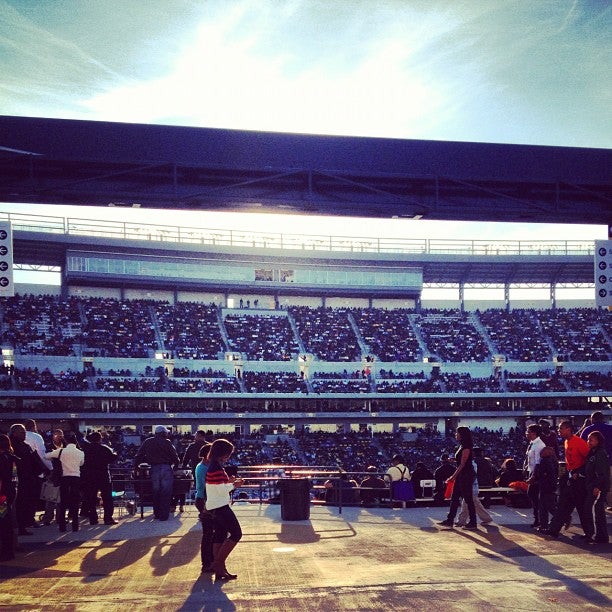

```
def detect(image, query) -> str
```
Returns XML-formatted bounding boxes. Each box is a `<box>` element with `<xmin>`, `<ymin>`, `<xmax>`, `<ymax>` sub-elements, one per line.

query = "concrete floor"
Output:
<box><xmin>0</xmin><ymin>503</ymin><xmax>610</xmax><ymax>611</ymax></box>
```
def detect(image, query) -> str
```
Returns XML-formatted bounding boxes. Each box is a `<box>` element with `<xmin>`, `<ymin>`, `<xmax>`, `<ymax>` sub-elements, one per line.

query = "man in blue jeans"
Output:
<box><xmin>134</xmin><ymin>426</ymin><xmax>180</xmax><ymax>520</ymax></box>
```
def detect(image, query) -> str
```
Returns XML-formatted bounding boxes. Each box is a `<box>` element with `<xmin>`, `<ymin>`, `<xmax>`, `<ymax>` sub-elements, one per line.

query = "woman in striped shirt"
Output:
<box><xmin>205</xmin><ymin>439</ymin><xmax>243</xmax><ymax>580</ymax></box>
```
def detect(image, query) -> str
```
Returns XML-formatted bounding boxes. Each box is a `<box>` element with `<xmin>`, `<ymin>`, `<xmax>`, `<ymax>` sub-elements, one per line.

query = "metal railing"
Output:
<box><xmin>0</xmin><ymin>210</ymin><xmax>595</xmax><ymax>257</ymax></box>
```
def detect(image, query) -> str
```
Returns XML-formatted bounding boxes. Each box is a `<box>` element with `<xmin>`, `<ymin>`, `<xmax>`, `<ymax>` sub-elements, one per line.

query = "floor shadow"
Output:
<box><xmin>177</xmin><ymin>573</ymin><xmax>237</xmax><ymax>612</ymax></box>
<box><xmin>446</xmin><ymin>522</ymin><xmax>611</xmax><ymax>606</ymax></box>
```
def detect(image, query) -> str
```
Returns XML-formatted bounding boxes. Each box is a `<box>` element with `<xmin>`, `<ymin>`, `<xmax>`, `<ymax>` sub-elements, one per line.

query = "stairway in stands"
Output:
<box><xmin>469</xmin><ymin>311</ymin><xmax>497</xmax><ymax>357</ymax></box>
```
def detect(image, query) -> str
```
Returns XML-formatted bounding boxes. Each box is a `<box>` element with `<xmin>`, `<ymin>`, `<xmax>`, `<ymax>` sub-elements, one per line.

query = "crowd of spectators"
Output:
<box><xmin>14</xmin><ymin>367</ymin><xmax>89</xmax><ymax>391</ymax></box>
<box><xmin>537</xmin><ymin>308</ymin><xmax>609</xmax><ymax>361</ymax></box>
<box><xmin>297</xmin><ymin>430</ymin><xmax>385</xmax><ymax>472</ymax></box>
<box><xmin>415</xmin><ymin>311</ymin><xmax>491</xmax><ymax>362</ymax></box>
<box><xmin>242</xmin><ymin>371</ymin><xmax>308</xmax><ymax>393</ymax></box>
<box><xmin>0</xmin><ymin>423</ymin><xmax>572</xmax><ymax>492</ymax></box>
<box><xmin>156</xmin><ymin>301</ymin><xmax>225</xmax><ymax>359</ymax></box>
<box><xmin>224</xmin><ymin>313</ymin><xmax>300</xmax><ymax>361</ymax></box>
<box><xmin>478</xmin><ymin>309</ymin><xmax>552</xmax><ymax>362</ymax></box>
<box><xmin>351</xmin><ymin>308</ymin><xmax>421</xmax><ymax>362</ymax></box>
<box><xmin>505</xmin><ymin>370</ymin><xmax>568</xmax><ymax>392</ymax></box>
<box><xmin>2</xmin><ymin>364</ymin><xmax>609</xmax><ymax>396</ymax></box>
<box><xmin>81</xmin><ymin>298</ymin><xmax>158</xmax><ymax>357</ymax></box>
<box><xmin>290</xmin><ymin>307</ymin><xmax>361</xmax><ymax>361</ymax></box>
<box><xmin>440</xmin><ymin>373</ymin><xmax>503</xmax><ymax>393</ymax></box>
<box><xmin>0</xmin><ymin>294</ymin><xmax>83</xmax><ymax>355</ymax></box>
<box><xmin>2</xmin><ymin>296</ymin><xmax>610</xmax><ymax>366</ymax></box>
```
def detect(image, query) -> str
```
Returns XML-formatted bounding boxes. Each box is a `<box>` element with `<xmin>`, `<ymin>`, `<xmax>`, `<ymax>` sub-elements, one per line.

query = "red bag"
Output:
<box><xmin>444</xmin><ymin>480</ymin><xmax>454</xmax><ymax>500</ymax></box>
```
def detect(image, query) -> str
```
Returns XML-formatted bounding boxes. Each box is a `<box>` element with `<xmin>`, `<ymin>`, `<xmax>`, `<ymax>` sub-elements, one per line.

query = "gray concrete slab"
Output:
<box><xmin>0</xmin><ymin>504</ymin><xmax>610</xmax><ymax>611</ymax></box>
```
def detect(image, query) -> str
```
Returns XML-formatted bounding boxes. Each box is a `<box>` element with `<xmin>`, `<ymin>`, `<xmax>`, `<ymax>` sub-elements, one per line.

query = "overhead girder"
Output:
<box><xmin>1</xmin><ymin>114</ymin><xmax>610</xmax><ymax>224</ymax></box>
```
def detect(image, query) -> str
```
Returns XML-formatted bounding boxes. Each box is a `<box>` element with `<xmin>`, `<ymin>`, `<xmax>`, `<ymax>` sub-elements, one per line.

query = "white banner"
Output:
<box><xmin>0</xmin><ymin>221</ymin><xmax>14</xmax><ymax>297</ymax></box>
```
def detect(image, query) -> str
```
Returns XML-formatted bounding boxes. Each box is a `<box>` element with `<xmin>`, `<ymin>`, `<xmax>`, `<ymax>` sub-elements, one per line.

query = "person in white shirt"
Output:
<box><xmin>524</xmin><ymin>424</ymin><xmax>546</xmax><ymax>528</ymax></box>
<box><xmin>46</xmin><ymin>431</ymin><xmax>84</xmax><ymax>533</ymax></box>
<box><xmin>24</xmin><ymin>419</ymin><xmax>52</xmax><ymax>517</ymax></box>
<box><xmin>24</xmin><ymin>419</ymin><xmax>51</xmax><ymax>469</ymax></box>
<box><xmin>385</xmin><ymin>454</ymin><xmax>411</xmax><ymax>482</ymax></box>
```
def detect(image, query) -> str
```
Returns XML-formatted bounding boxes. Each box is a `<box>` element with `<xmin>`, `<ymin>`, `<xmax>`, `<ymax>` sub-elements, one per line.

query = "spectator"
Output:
<box><xmin>434</xmin><ymin>454</ymin><xmax>455</xmax><ymax>502</ymax></box>
<box><xmin>411</xmin><ymin>461</ymin><xmax>435</xmax><ymax>498</ymax></box>
<box><xmin>496</xmin><ymin>458</ymin><xmax>524</xmax><ymax>487</ymax></box>
<box><xmin>360</xmin><ymin>466</ymin><xmax>387</xmax><ymax>506</ymax></box>
<box><xmin>473</xmin><ymin>448</ymin><xmax>498</xmax><ymax>488</ymax></box>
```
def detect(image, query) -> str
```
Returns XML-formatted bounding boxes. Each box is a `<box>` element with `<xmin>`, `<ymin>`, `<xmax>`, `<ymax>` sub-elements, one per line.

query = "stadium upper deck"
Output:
<box><xmin>1</xmin><ymin>211</ymin><xmax>596</xmax><ymax>292</ymax></box>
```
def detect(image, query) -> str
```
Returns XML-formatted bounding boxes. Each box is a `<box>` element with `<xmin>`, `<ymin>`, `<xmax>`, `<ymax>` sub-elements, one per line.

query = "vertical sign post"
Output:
<box><xmin>0</xmin><ymin>221</ymin><xmax>14</xmax><ymax>297</ymax></box>
<box><xmin>594</xmin><ymin>239</ymin><xmax>612</xmax><ymax>308</ymax></box>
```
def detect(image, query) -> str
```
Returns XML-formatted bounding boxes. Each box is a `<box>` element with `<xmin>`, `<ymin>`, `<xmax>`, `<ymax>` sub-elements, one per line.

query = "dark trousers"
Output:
<box><xmin>16</xmin><ymin>477</ymin><xmax>39</xmax><ymax>530</ymax></box>
<box><xmin>83</xmin><ymin>475</ymin><xmax>114</xmax><ymax>523</ymax></box>
<box><xmin>538</xmin><ymin>490</ymin><xmax>556</xmax><ymax>529</ymax></box>
<box><xmin>528</xmin><ymin>482</ymin><xmax>540</xmax><ymax>522</ymax></box>
<box><xmin>211</xmin><ymin>504</ymin><xmax>242</xmax><ymax>543</ymax></box>
<box><xmin>150</xmin><ymin>464</ymin><xmax>173</xmax><ymax>521</ymax></box>
<box><xmin>447</xmin><ymin>476</ymin><xmax>476</xmax><ymax>525</ymax></box>
<box><xmin>0</xmin><ymin>505</ymin><xmax>15</xmax><ymax>560</ymax></box>
<box><xmin>583</xmin><ymin>490</ymin><xmax>609</xmax><ymax>542</ymax></box>
<box><xmin>58</xmin><ymin>476</ymin><xmax>81</xmax><ymax>531</ymax></box>
<box><xmin>199</xmin><ymin>506</ymin><xmax>215</xmax><ymax>566</ymax></box>
<box><xmin>549</xmin><ymin>475</ymin><xmax>587</xmax><ymax>535</ymax></box>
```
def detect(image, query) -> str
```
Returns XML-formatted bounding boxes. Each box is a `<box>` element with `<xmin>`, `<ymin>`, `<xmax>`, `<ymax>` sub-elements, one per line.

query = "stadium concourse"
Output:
<box><xmin>0</xmin><ymin>502</ymin><xmax>610</xmax><ymax>611</ymax></box>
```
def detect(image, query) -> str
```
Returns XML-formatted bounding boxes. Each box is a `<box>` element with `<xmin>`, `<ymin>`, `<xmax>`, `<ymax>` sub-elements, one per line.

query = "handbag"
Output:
<box><xmin>391</xmin><ymin>467</ymin><xmax>415</xmax><ymax>502</ymax></box>
<box><xmin>50</xmin><ymin>448</ymin><xmax>63</xmax><ymax>486</ymax></box>
<box><xmin>0</xmin><ymin>478</ymin><xmax>7</xmax><ymax>519</ymax></box>
<box><xmin>0</xmin><ymin>496</ymin><xmax>8</xmax><ymax>519</ymax></box>
<box><xmin>444</xmin><ymin>480</ymin><xmax>455</xmax><ymax>500</ymax></box>
<box><xmin>41</xmin><ymin>479</ymin><xmax>61</xmax><ymax>503</ymax></box>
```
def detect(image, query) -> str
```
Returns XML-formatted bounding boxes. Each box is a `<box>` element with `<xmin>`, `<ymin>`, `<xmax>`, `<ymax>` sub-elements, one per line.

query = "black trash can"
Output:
<box><xmin>278</xmin><ymin>478</ymin><xmax>311</xmax><ymax>520</ymax></box>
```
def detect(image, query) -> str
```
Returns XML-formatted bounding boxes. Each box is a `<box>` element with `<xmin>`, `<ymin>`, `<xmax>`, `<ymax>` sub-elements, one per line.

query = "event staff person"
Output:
<box><xmin>46</xmin><ymin>431</ymin><xmax>84</xmax><ymax>533</ymax></box>
<box><xmin>582</xmin><ymin>431</ymin><xmax>610</xmax><ymax>544</ymax></box>
<box><xmin>524</xmin><ymin>424</ymin><xmax>546</xmax><ymax>528</ymax></box>
<box><xmin>9</xmin><ymin>423</ymin><xmax>48</xmax><ymax>535</ymax></box>
<box><xmin>543</xmin><ymin>420</ymin><xmax>589</xmax><ymax>539</ymax></box>
<box><xmin>579</xmin><ymin>411</ymin><xmax>612</xmax><ymax>509</ymax></box>
<box><xmin>133</xmin><ymin>426</ymin><xmax>180</xmax><ymax>521</ymax></box>
<box><xmin>81</xmin><ymin>431</ymin><xmax>118</xmax><ymax>525</ymax></box>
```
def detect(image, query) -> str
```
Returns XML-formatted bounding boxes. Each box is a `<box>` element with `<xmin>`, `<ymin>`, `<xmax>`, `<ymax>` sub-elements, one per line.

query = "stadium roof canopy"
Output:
<box><xmin>1</xmin><ymin>116</ymin><xmax>611</xmax><ymax>225</ymax></box>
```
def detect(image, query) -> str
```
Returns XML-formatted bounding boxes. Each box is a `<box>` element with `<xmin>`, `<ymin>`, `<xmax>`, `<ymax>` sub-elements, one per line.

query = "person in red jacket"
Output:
<box><xmin>542</xmin><ymin>420</ymin><xmax>589</xmax><ymax>539</ymax></box>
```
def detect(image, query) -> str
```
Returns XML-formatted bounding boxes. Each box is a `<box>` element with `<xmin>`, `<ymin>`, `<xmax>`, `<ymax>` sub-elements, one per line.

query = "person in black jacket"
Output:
<box><xmin>534</xmin><ymin>446</ymin><xmax>558</xmax><ymax>533</ymax></box>
<box><xmin>81</xmin><ymin>431</ymin><xmax>118</xmax><ymax>525</ymax></box>
<box><xmin>9</xmin><ymin>424</ymin><xmax>48</xmax><ymax>535</ymax></box>
<box><xmin>583</xmin><ymin>431</ymin><xmax>610</xmax><ymax>544</ymax></box>
<box><xmin>0</xmin><ymin>434</ymin><xmax>18</xmax><ymax>561</ymax></box>
<box><xmin>133</xmin><ymin>426</ymin><xmax>180</xmax><ymax>521</ymax></box>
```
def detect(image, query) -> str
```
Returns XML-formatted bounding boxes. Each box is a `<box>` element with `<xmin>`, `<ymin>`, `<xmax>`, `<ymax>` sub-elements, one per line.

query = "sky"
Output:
<box><xmin>0</xmin><ymin>0</ymin><xmax>610</xmax><ymax>292</ymax></box>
